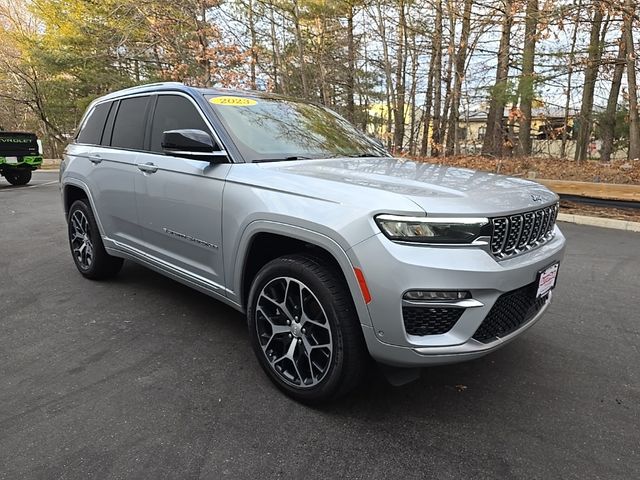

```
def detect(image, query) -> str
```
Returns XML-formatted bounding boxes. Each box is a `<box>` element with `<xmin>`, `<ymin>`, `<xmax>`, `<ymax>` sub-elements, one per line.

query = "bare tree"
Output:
<box><xmin>600</xmin><ymin>34</ymin><xmax>626</xmax><ymax>162</ymax></box>
<box><xmin>574</xmin><ymin>3</ymin><xmax>605</xmax><ymax>162</ymax></box>
<box><xmin>561</xmin><ymin>0</ymin><xmax>582</xmax><ymax>158</ymax></box>
<box><xmin>425</xmin><ymin>0</ymin><xmax>443</xmax><ymax>157</ymax></box>
<box><xmin>393</xmin><ymin>0</ymin><xmax>407</xmax><ymax>152</ymax></box>
<box><xmin>482</xmin><ymin>0</ymin><xmax>513</xmax><ymax>157</ymax></box>
<box><xmin>518</xmin><ymin>0</ymin><xmax>539</xmax><ymax>156</ymax></box>
<box><xmin>445</xmin><ymin>0</ymin><xmax>473</xmax><ymax>156</ymax></box>
<box><xmin>624</xmin><ymin>0</ymin><xmax>640</xmax><ymax>160</ymax></box>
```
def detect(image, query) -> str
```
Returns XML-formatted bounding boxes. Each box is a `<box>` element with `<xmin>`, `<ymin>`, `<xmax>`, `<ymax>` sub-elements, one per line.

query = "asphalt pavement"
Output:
<box><xmin>1</xmin><ymin>171</ymin><xmax>639</xmax><ymax>479</ymax></box>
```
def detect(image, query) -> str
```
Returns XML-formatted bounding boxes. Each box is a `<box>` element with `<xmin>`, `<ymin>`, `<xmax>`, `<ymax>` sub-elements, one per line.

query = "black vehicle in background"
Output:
<box><xmin>0</xmin><ymin>130</ymin><xmax>43</xmax><ymax>185</ymax></box>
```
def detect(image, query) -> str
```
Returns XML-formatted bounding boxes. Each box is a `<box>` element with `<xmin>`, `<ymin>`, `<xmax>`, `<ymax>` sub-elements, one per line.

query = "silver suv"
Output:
<box><xmin>61</xmin><ymin>83</ymin><xmax>566</xmax><ymax>403</ymax></box>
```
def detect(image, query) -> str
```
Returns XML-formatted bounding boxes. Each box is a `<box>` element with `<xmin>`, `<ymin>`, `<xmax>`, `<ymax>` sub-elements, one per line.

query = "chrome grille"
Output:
<box><xmin>490</xmin><ymin>218</ymin><xmax>508</xmax><ymax>253</ymax></box>
<box><xmin>490</xmin><ymin>204</ymin><xmax>558</xmax><ymax>259</ymax></box>
<box><xmin>504</xmin><ymin>215</ymin><xmax>523</xmax><ymax>252</ymax></box>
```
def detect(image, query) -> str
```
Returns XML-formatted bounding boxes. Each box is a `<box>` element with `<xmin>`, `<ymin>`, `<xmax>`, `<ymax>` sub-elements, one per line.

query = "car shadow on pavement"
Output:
<box><xmin>114</xmin><ymin>261</ymin><xmax>535</xmax><ymax>419</ymax></box>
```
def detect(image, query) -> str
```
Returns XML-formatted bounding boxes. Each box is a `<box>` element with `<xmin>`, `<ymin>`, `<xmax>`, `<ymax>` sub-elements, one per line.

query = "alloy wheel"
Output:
<box><xmin>70</xmin><ymin>210</ymin><xmax>94</xmax><ymax>269</ymax></box>
<box><xmin>255</xmin><ymin>276</ymin><xmax>333</xmax><ymax>388</ymax></box>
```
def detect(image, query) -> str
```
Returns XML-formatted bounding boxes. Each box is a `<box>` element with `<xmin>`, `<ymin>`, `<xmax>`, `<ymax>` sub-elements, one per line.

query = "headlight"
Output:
<box><xmin>375</xmin><ymin>214</ymin><xmax>491</xmax><ymax>244</ymax></box>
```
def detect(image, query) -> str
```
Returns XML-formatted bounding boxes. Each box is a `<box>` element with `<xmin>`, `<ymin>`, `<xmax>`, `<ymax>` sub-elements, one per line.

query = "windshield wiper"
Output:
<box><xmin>344</xmin><ymin>153</ymin><xmax>385</xmax><ymax>158</ymax></box>
<box><xmin>253</xmin><ymin>156</ymin><xmax>312</xmax><ymax>163</ymax></box>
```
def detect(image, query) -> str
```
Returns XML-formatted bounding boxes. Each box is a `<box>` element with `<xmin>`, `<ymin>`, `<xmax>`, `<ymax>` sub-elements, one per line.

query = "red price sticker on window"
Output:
<box><xmin>210</xmin><ymin>96</ymin><xmax>257</xmax><ymax>106</ymax></box>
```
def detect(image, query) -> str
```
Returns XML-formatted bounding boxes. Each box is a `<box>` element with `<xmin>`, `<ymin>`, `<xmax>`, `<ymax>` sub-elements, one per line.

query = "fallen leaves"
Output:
<box><xmin>560</xmin><ymin>200</ymin><xmax>640</xmax><ymax>222</ymax></box>
<box><xmin>411</xmin><ymin>155</ymin><xmax>640</xmax><ymax>185</ymax></box>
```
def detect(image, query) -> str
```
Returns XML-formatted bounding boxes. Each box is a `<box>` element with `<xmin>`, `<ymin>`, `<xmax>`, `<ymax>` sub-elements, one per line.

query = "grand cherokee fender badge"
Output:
<box><xmin>162</xmin><ymin>227</ymin><xmax>218</xmax><ymax>249</ymax></box>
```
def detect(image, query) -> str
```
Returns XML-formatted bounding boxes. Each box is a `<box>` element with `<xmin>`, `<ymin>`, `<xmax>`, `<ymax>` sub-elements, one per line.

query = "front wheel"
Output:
<box><xmin>4</xmin><ymin>169</ymin><xmax>32</xmax><ymax>185</ymax></box>
<box><xmin>247</xmin><ymin>254</ymin><xmax>368</xmax><ymax>403</ymax></box>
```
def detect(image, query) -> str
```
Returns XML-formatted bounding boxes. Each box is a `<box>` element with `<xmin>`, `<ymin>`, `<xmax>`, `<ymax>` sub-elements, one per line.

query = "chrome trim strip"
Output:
<box><xmin>165</xmin><ymin>150</ymin><xmax>227</xmax><ymax>157</ymax></box>
<box><xmin>393</xmin><ymin>238</ymin><xmax>490</xmax><ymax>248</ymax></box>
<box><xmin>377</xmin><ymin>214</ymin><xmax>489</xmax><ymax>225</ymax></box>
<box><xmin>402</xmin><ymin>298</ymin><xmax>484</xmax><ymax>308</ymax></box>
<box><xmin>80</xmin><ymin>91</ymin><xmax>229</xmax><ymax>157</ymax></box>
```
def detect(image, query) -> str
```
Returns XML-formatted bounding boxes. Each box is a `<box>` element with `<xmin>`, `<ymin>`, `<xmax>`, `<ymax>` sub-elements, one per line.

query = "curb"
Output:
<box><xmin>558</xmin><ymin>213</ymin><xmax>640</xmax><ymax>232</ymax></box>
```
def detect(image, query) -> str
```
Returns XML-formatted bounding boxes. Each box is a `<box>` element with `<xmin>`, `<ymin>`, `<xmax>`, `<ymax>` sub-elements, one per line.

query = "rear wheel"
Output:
<box><xmin>247</xmin><ymin>254</ymin><xmax>368</xmax><ymax>403</ymax></box>
<box><xmin>68</xmin><ymin>199</ymin><xmax>123</xmax><ymax>279</ymax></box>
<box><xmin>4</xmin><ymin>169</ymin><xmax>32</xmax><ymax>185</ymax></box>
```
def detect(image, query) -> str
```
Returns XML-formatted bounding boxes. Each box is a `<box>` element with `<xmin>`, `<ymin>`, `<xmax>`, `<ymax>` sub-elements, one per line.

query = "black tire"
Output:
<box><xmin>247</xmin><ymin>253</ymin><xmax>368</xmax><ymax>404</ymax></box>
<box><xmin>67</xmin><ymin>199</ymin><xmax>123</xmax><ymax>279</ymax></box>
<box><xmin>4</xmin><ymin>169</ymin><xmax>32</xmax><ymax>185</ymax></box>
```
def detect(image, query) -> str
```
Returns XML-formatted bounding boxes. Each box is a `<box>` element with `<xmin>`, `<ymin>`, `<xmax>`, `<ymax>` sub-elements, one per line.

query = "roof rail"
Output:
<box><xmin>138</xmin><ymin>82</ymin><xmax>185</xmax><ymax>87</ymax></box>
<box><xmin>115</xmin><ymin>82</ymin><xmax>186</xmax><ymax>93</ymax></box>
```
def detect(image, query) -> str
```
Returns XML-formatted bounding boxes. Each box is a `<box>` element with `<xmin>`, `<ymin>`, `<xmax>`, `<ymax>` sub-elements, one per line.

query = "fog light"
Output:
<box><xmin>403</xmin><ymin>290</ymin><xmax>471</xmax><ymax>301</ymax></box>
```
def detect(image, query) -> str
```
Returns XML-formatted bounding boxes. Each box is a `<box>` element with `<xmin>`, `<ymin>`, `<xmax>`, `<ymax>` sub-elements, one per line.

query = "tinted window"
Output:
<box><xmin>150</xmin><ymin>95</ymin><xmax>211</xmax><ymax>152</ymax></box>
<box><xmin>77</xmin><ymin>102</ymin><xmax>110</xmax><ymax>145</ymax></box>
<box><xmin>101</xmin><ymin>101</ymin><xmax>118</xmax><ymax>146</ymax></box>
<box><xmin>111</xmin><ymin>96</ymin><xmax>150</xmax><ymax>150</ymax></box>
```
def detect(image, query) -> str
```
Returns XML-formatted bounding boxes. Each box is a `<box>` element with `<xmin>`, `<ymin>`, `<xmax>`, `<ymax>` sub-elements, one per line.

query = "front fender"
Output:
<box><xmin>228</xmin><ymin>220</ymin><xmax>373</xmax><ymax>326</ymax></box>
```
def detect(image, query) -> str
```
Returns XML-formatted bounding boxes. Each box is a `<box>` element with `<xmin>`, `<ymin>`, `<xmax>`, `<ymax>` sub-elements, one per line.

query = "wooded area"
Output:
<box><xmin>0</xmin><ymin>0</ymin><xmax>639</xmax><ymax>161</ymax></box>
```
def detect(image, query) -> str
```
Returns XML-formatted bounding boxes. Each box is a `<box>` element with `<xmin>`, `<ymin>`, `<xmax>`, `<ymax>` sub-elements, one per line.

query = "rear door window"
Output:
<box><xmin>149</xmin><ymin>95</ymin><xmax>211</xmax><ymax>153</ymax></box>
<box><xmin>76</xmin><ymin>102</ymin><xmax>110</xmax><ymax>145</ymax></box>
<box><xmin>111</xmin><ymin>96</ymin><xmax>150</xmax><ymax>150</ymax></box>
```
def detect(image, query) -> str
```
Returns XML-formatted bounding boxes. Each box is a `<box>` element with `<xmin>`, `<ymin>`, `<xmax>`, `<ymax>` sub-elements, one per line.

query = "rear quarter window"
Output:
<box><xmin>76</xmin><ymin>102</ymin><xmax>110</xmax><ymax>145</ymax></box>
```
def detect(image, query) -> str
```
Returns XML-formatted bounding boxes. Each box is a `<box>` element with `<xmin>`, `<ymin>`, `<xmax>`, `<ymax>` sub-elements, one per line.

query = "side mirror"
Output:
<box><xmin>161</xmin><ymin>129</ymin><xmax>226</xmax><ymax>162</ymax></box>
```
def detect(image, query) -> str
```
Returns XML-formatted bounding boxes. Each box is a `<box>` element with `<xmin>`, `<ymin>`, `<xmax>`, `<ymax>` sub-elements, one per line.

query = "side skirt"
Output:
<box><xmin>104</xmin><ymin>237</ymin><xmax>245</xmax><ymax>314</ymax></box>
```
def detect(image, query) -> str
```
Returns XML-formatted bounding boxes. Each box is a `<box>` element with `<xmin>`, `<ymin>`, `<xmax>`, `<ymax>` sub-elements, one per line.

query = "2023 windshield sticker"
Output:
<box><xmin>209</xmin><ymin>96</ymin><xmax>257</xmax><ymax>106</ymax></box>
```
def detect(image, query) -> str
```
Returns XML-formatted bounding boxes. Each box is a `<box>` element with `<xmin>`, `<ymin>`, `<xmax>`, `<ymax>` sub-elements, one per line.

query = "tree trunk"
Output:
<box><xmin>438</xmin><ymin>3</ymin><xmax>456</xmax><ymax>155</ymax></box>
<box><xmin>624</xmin><ymin>0</ymin><xmax>640</xmax><ymax>160</ymax></box>
<box><xmin>574</xmin><ymin>5</ymin><xmax>604</xmax><ymax>162</ymax></box>
<box><xmin>375</xmin><ymin>1</ymin><xmax>395</xmax><ymax>149</ymax></box>
<box><xmin>393</xmin><ymin>0</ymin><xmax>406</xmax><ymax>152</ymax></box>
<box><xmin>420</xmin><ymin>51</ymin><xmax>435</xmax><ymax>157</ymax></box>
<box><xmin>248</xmin><ymin>0</ymin><xmax>258</xmax><ymax>90</ymax></box>
<box><xmin>408</xmin><ymin>32</ymin><xmax>419</xmax><ymax>155</ymax></box>
<box><xmin>600</xmin><ymin>35</ymin><xmax>626</xmax><ymax>162</ymax></box>
<box><xmin>561</xmin><ymin>0</ymin><xmax>582</xmax><ymax>158</ymax></box>
<box><xmin>346</xmin><ymin>5</ymin><xmax>355</xmax><ymax>122</ymax></box>
<box><xmin>518</xmin><ymin>0</ymin><xmax>538</xmax><ymax>156</ymax></box>
<box><xmin>268</xmin><ymin>1</ymin><xmax>285</xmax><ymax>94</ymax></box>
<box><xmin>425</xmin><ymin>0</ymin><xmax>443</xmax><ymax>157</ymax></box>
<box><xmin>292</xmin><ymin>1</ymin><xmax>309</xmax><ymax>98</ymax></box>
<box><xmin>482</xmin><ymin>0</ymin><xmax>513</xmax><ymax>157</ymax></box>
<box><xmin>445</xmin><ymin>0</ymin><xmax>472</xmax><ymax>157</ymax></box>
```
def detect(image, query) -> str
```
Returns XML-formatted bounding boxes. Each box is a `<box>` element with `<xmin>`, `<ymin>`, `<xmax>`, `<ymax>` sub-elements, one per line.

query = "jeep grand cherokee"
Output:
<box><xmin>60</xmin><ymin>83</ymin><xmax>565</xmax><ymax>403</ymax></box>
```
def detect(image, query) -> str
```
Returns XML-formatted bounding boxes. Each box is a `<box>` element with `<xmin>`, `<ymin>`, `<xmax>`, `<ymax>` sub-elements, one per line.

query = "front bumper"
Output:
<box><xmin>350</xmin><ymin>226</ymin><xmax>566</xmax><ymax>367</ymax></box>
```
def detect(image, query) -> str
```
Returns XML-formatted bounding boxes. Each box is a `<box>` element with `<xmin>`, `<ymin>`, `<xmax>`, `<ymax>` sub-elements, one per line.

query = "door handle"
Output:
<box><xmin>88</xmin><ymin>154</ymin><xmax>102</xmax><ymax>164</ymax></box>
<box><xmin>138</xmin><ymin>162</ymin><xmax>158</xmax><ymax>174</ymax></box>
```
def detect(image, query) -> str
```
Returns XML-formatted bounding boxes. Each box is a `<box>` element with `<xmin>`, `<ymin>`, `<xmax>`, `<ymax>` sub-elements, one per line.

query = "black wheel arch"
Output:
<box><xmin>240</xmin><ymin>232</ymin><xmax>353</xmax><ymax>310</ymax></box>
<box><xmin>63</xmin><ymin>184</ymin><xmax>90</xmax><ymax>217</ymax></box>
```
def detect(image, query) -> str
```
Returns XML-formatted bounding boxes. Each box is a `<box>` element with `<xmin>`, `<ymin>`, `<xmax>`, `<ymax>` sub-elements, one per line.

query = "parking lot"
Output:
<box><xmin>1</xmin><ymin>171</ymin><xmax>639</xmax><ymax>479</ymax></box>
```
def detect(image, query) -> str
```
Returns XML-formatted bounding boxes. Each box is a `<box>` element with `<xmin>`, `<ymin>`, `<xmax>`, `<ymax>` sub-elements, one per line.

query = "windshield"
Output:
<box><xmin>205</xmin><ymin>95</ymin><xmax>389</xmax><ymax>162</ymax></box>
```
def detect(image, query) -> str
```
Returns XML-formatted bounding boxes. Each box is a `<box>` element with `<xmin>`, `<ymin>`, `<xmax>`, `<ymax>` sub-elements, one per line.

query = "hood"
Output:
<box><xmin>258</xmin><ymin>157</ymin><xmax>558</xmax><ymax>216</ymax></box>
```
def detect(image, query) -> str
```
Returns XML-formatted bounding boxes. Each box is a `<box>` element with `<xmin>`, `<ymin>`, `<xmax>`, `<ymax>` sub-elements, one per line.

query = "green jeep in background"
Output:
<box><xmin>0</xmin><ymin>130</ymin><xmax>43</xmax><ymax>185</ymax></box>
